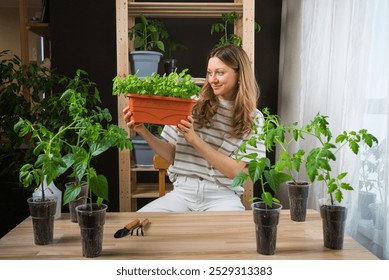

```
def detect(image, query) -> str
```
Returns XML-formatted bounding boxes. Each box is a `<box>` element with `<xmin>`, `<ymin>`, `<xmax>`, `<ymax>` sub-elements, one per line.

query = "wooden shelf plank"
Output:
<box><xmin>132</xmin><ymin>183</ymin><xmax>173</xmax><ymax>198</ymax></box>
<box><xmin>27</xmin><ymin>22</ymin><xmax>49</xmax><ymax>37</ymax></box>
<box><xmin>131</xmin><ymin>166</ymin><xmax>157</xmax><ymax>172</ymax></box>
<box><xmin>128</xmin><ymin>2</ymin><xmax>243</xmax><ymax>18</ymax></box>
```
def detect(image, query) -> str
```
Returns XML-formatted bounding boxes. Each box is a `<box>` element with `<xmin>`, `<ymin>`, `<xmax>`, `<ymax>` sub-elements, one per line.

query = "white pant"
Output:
<box><xmin>137</xmin><ymin>175</ymin><xmax>245</xmax><ymax>212</ymax></box>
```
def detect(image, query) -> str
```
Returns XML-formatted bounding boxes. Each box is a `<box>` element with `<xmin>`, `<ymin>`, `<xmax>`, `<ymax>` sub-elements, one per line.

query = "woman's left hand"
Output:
<box><xmin>178</xmin><ymin>116</ymin><xmax>197</xmax><ymax>143</ymax></box>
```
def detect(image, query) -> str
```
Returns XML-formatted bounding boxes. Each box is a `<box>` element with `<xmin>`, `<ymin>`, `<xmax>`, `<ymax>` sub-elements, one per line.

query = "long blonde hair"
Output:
<box><xmin>192</xmin><ymin>45</ymin><xmax>260</xmax><ymax>138</ymax></box>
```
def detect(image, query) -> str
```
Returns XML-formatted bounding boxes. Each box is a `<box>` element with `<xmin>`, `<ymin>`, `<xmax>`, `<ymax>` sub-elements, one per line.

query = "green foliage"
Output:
<box><xmin>163</xmin><ymin>36</ymin><xmax>187</xmax><ymax>59</ymax></box>
<box><xmin>112</xmin><ymin>69</ymin><xmax>201</xmax><ymax>99</ymax></box>
<box><xmin>232</xmin><ymin>155</ymin><xmax>291</xmax><ymax>208</ymax></box>
<box><xmin>0</xmin><ymin>50</ymin><xmax>65</xmax><ymax>179</ymax></box>
<box><xmin>232</xmin><ymin>108</ymin><xmax>379</xmax><ymax>207</ymax></box>
<box><xmin>302</xmin><ymin>113</ymin><xmax>378</xmax><ymax>205</ymax></box>
<box><xmin>211</xmin><ymin>12</ymin><xmax>261</xmax><ymax>47</ymax></box>
<box><xmin>258</xmin><ymin>108</ymin><xmax>306</xmax><ymax>181</ymax></box>
<box><xmin>14</xmin><ymin>70</ymin><xmax>133</xmax><ymax>205</ymax></box>
<box><xmin>129</xmin><ymin>14</ymin><xmax>169</xmax><ymax>51</ymax></box>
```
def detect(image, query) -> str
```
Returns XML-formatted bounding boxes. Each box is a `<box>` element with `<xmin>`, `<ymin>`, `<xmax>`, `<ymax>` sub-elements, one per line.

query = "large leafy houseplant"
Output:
<box><xmin>0</xmin><ymin>50</ymin><xmax>63</xmax><ymax>179</ymax></box>
<box><xmin>15</xmin><ymin>69</ymin><xmax>132</xmax><ymax>206</ymax></box>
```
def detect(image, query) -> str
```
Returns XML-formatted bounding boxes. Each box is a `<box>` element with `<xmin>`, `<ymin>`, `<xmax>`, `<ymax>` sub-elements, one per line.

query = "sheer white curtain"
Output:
<box><xmin>278</xmin><ymin>0</ymin><xmax>389</xmax><ymax>259</ymax></box>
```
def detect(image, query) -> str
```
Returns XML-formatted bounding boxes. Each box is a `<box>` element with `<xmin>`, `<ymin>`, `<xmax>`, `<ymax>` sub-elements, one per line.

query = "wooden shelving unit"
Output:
<box><xmin>27</xmin><ymin>22</ymin><xmax>50</xmax><ymax>38</ymax></box>
<box><xmin>19</xmin><ymin>0</ymin><xmax>50</xmax><ymax>65</ymax></box>
<box><xmin>116</xmin><ymin>0</ymin><xmax>255</xmax><ymax>211</ymax></box>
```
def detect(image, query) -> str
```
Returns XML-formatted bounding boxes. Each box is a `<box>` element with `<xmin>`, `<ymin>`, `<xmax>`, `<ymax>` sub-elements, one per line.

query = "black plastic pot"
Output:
<box><xmin>76</xmin><ymin>203</ymin><xmax>107</xmax><ymax>258</ymax></box>
<box><xmin>163</xmin><ymin>58</ymin><xmax>178</xmax><ymax>74</ymax></box>
<box><xmin>27</xmin><ymin>197</ymin><xmax>57</xmax><ymax>245</ymax></box>
<box><xmin>66</xmin><ymin>182</ymin><xmax>89</xmax><ymax>223</ymax></box>
<box><xmin>287</xmin><ymin>182</ymin><xmax>310</xmax><ymax>222</ymax></box>
<box><xmin>252</xmin><ymin>201</ymin><xmax>282</xmax><ymax>255</ymax></box>
<box><xmin>320</xmin><ymin>204</ymin><xmax>347</xmax><ymax>250</ymax></box>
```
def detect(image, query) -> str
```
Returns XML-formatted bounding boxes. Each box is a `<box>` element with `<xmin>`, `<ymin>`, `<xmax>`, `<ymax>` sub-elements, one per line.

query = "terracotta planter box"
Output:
<box><xmin>128</xmin><ymin>94</ymin><xmax>196</xmax><ymax>125</ymax></box>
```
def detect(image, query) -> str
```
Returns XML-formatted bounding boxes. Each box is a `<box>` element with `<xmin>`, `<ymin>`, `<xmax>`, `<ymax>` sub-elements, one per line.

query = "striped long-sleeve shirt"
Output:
<box><xmin>161</xmin><ymin>99</ymin><xmax>266</xmax><ymax>191</ymax></box>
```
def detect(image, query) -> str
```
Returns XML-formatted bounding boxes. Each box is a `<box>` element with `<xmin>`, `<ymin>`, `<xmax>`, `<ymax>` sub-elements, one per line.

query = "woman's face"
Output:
<box><xmin>207</xmin><ymin>57</ymin><xmax>239</xmax><ymax>100</ymax></box>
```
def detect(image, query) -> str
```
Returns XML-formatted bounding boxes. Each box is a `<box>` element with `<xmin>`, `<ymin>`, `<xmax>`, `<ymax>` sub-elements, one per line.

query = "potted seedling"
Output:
<box><xmin>211</xmin><ymin>12</ymin><xmax>260</xmax><ymax>47</ymax></box>
<box><xmin>15</xmin><ymin>70</ymin><xmax>132</xmax><ymax>256</ymax></box>
<box><xmin>129</xmin><ymin>14</ymin><xmax>169</xmax><ymax>77</ymax></box>
<box><xmin>300</xmin><ymin>113</ymin><xmax>378</xmax><ymax>249</ymax></box>
<box><xmin>233</xmin><ymin>122</ymin><xmax>291</xmax><ymax>255</ymax></box>
<box><xmin>258</xmin><ymin>108</ymin><xmax>310</xmax><ymax>222</ymax></box>
<box><xmin>113</xmin><ymin>68</ymin><xmax>201</xmax><ymax>126</ymax></box>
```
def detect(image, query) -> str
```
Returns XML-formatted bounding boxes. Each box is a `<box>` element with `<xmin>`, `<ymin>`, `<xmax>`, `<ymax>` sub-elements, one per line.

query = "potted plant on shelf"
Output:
<box><xmin>15</xmin><ymin>70</ymin><xmax>132</xmax><ymax>256</ymax></box>
<box><xmin>211</xmin><ymin>11</ymin><xmax>261</xmax><ymax>47</ymax></box>
<box><xmin>129</xmin><ymin>13</ymin><xmax>169</xmax><ymax>77</ymax></box>
<box><xmin>232</xmin><ymin>124</ymin><xmax>291</xmax><ymax>255</ymax></box>
<box><xmin>300</xmin><ymin>113</ymin><xmax>378</xmax><ymax>249</ymax></box>
<box><xmin>112</xmin><ymin>68</ymin><xmax>201</xmax><ymax>126</ymax></box>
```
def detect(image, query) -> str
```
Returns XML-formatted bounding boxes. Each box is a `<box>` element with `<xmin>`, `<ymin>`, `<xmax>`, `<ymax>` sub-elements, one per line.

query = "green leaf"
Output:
<box><xmin>232</xmin><ymin>172</ymin><xmax>249</xmax><ymax>188</ymax></box>
<box><xmin>264</xmin><ymin>169</ymin><xmax>291</xmax><ymax>194</ymax></box>
<box><xmin>90</xmin><ymin>138</ymin><xmax>112</xmax><ymax>156</ymax></box>
<box><xmin>56</xmin><ymin>153</ymin><xmax>73</xmax><ymax>177</ymax></box>
<box><xmin>89</xmin><ymin>174</ymin><xmax>109</xmax><ymax>202</ymax></box>
<box><xmin>63</xmin><ymin>183</ymin><xmax>82</xmax><ymax>205</ymax></box>
<box><xmin>335</xmin><ymin>133</ymin><xmax>347</xmax><ymax>143</ymax></box>
<box><xmin>328</xmin><ymin>182</ymin><xmax>338</xmax><ymax>194</ymax></box>
<box><xmin>155</xmin><ymin>41</ymin><xmax>165</xmax><ymax>52</ymax></box>
<box><xmin>337</xmin><ymin>172</ymin><xmax>347</xmax><ymax>180</ymax></box>
<box><xmin>261</xmin><ymin>192</ymin><xmax>273</xmax><ymax>208</ymax></box>
<box><xmin>340</xmin><ymin>182</ymin><xmax>353</xmax><ymax>191</ymax></box>
<box><xmin>248</xmin><ymin>160</ymin><xmax>264</xmax><ymax>184</ymax></box>
<box><xmin>335</xmin><ymin>190</ymin><xmax>343</xmax><ymax>204</ymax></box>
<box><xmin>349</xmin><ymin>141</ymin><xmax>360</xmax><ymax>154</ymax></box>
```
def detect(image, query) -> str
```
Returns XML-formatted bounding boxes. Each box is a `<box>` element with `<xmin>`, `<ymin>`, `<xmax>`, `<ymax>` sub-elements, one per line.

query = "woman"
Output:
<box><xmin>123</xmin><ymin>44</ymin><xmax>265</xmax><ymax>211</ymax></box>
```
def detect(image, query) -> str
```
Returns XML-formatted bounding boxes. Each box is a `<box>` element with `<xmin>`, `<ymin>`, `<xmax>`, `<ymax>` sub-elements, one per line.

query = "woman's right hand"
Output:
<box><xmin>123</xmin><ymin>106</ymin><xmax>146</xmax><ymax>134</ymax></box>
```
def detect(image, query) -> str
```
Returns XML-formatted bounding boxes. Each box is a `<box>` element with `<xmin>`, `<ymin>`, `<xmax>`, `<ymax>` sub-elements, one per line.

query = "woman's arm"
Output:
<box><xmin>123</xmin><ymin>106</ymin><xmax>176</xmax><ymax>164</ymax></box>
<box><xmin>137</xmin><ymin>128</ymin><xmax>176</xmax><ymax>164</ymax></box>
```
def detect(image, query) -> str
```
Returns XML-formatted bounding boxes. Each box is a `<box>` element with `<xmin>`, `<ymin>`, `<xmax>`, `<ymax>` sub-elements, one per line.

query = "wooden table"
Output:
<box><xmin>0</xmin><ymin>210</ymin><xmax>378</xmax><ymax>260</ymax></box>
